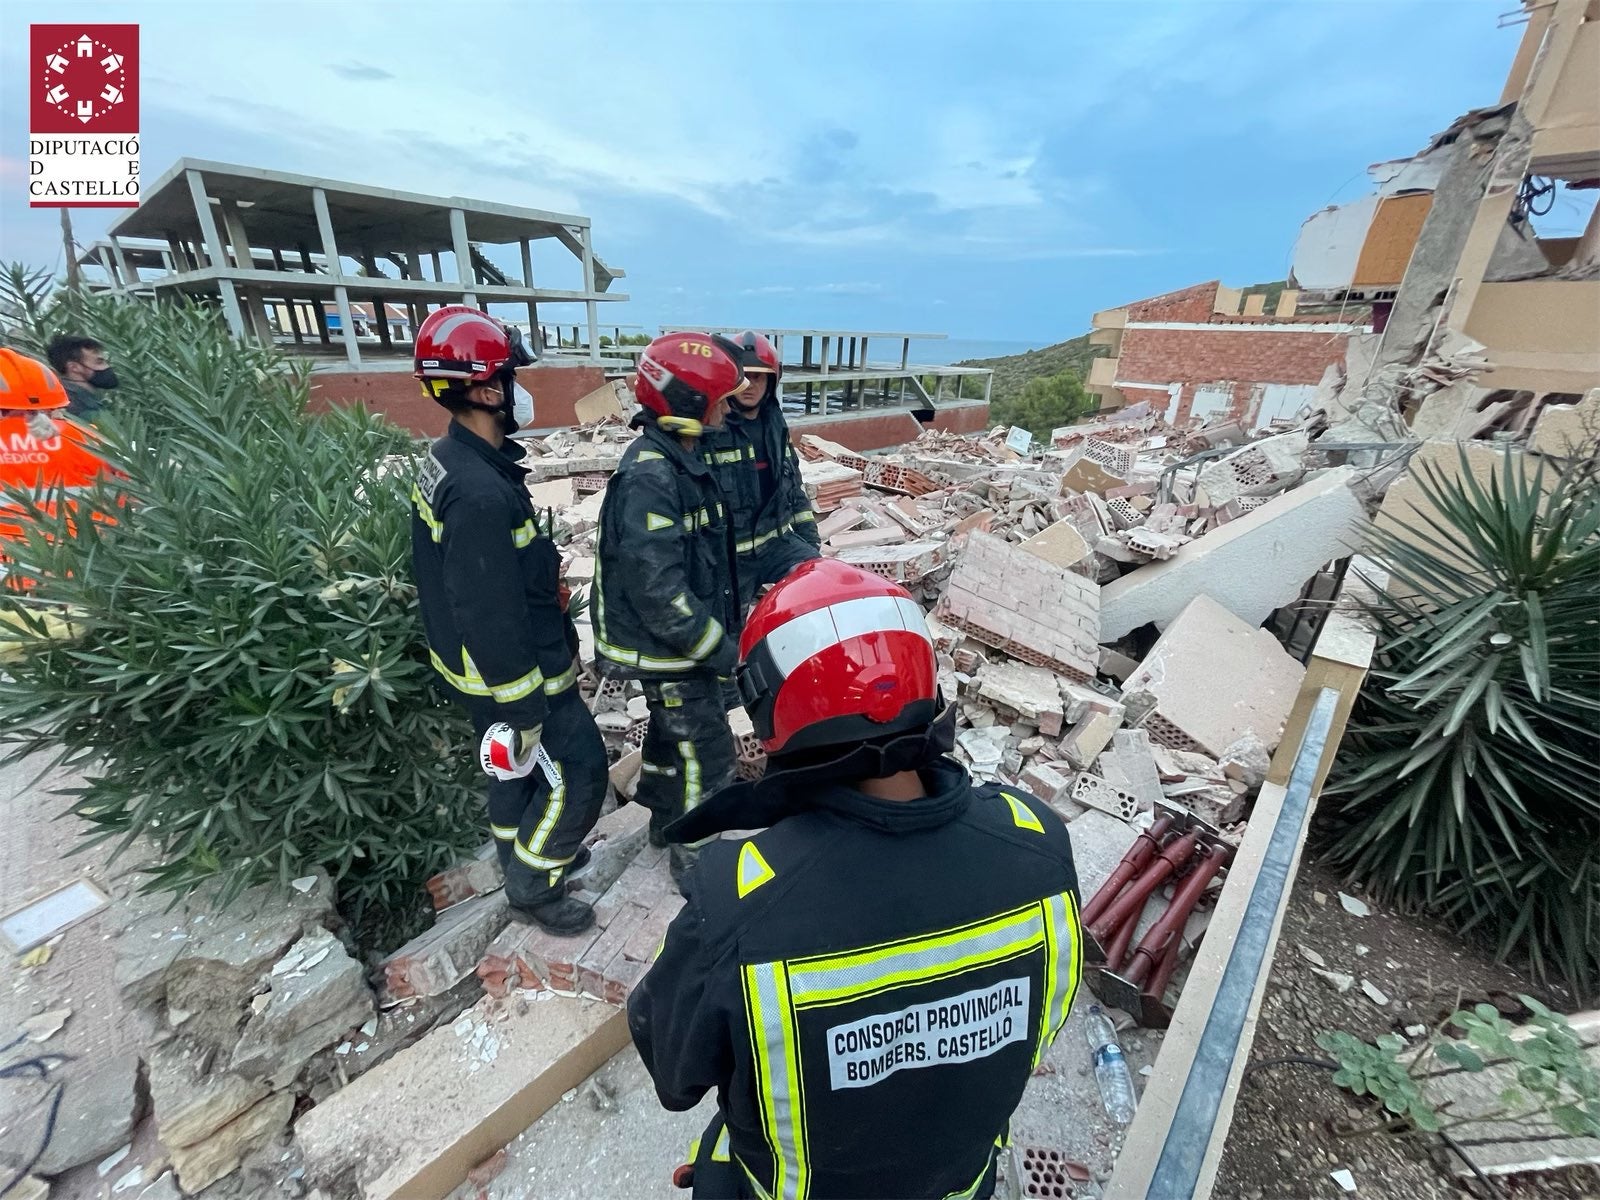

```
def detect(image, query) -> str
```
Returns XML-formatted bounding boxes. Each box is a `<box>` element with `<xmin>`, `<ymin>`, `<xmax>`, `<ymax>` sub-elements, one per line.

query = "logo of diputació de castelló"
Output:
<box><xmin>28</xmin><ymin>24</ymin><xmax>140</xmax><ymax>208</ymax></box>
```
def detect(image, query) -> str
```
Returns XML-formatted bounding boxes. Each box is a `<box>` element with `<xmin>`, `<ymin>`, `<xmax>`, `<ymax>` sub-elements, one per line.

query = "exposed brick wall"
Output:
<box><xmin>307</xmin><ymin>364</ymin><xmax>609</xmax><ymax>437</ymax></box>
<box><xmin>787</xmin><ymin>401</ymin><xmax>989</xmax><ymax>452</ymax></box>
<box><xmin>1115</xmin><ymin>326</ymin><xmax>1350</xmax><ymax>424</ymax></box>
<box><xmin>1125</xmin><ymin>281</ymin><xmax>1221</xmax><ymax>323</ymax></box>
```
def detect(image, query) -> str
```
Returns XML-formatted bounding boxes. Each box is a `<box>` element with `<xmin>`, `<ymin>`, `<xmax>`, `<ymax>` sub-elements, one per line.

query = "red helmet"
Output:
<box><xmin>735</xmin><ymin>559</ymin><xmax>939</xmax><ymax>756</ymax></box>
<box><xmin>636</xmin><ymin>332</ymin><xmax>747</xmax><ymax>433</ymax></box>
<box><xmin>413</xmin><ymin>305</ymin><xmax>534</xmax><ymax>407</ymax></box>
<box><xmin>731</xmin><ymin>330</ymin><xmax>781</xmax><ymax>381</ymax></box>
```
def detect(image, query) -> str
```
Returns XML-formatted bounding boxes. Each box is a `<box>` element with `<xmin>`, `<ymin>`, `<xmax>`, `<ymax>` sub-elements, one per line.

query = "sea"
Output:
<box><xmin>900</xmin><ymin>337</ymin><xmax>1052</xmax><ymax>366</ymax></box>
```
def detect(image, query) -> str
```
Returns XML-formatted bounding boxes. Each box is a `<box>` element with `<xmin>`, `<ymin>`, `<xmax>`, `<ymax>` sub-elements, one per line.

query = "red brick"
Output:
<box><xmin>382</xmin><ymin>891</ymin><xmax>511</xmax><ymax>1000</ymax></box>
<box><xmin>425</xmin><ymin>846</ymin><xmax>502</xmax><ymax>912</ymax></box>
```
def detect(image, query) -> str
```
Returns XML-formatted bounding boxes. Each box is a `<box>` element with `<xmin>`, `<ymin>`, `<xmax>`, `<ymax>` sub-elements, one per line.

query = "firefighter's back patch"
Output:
<box><xmin>416</xmin><ymin>449</ymin><xmax>447</xmax><ymax>505</ymax></box>
<box><xmin>825</xmin><ymin>976</ymin><xmax>1031</xmax><ymax>1090</ymax></box>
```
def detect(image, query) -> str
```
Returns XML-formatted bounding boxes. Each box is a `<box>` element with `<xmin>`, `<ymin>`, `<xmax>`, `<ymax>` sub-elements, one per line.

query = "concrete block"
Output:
<box><xmin>579</xmin><ymin>802</ymin><xmax>651</xmax><ymax>895</ymax></box>
<box><xmin>1099</xmin><ymin>467</ymin><xmax>1368</xmax><ymax>641</ymax></box>
<box><xmin>816</xmin><ymin>507</ymin><xmax>866</xmax><ymax>541</ymax></box>
<box><xmin>827</xmin><ymin>525</ymin><xmax>905</xmax><ymax>550</ymax></box>
<box><xmin>1060</xmin><ymin>708</ymin><xmax>1123</xmax><ymax>770</ymax></box>
<box><xmin>1063</xmin><ymin>809</ymin><xmax>1141</xmax><ymax>904</ymax></box>
<box><xmin>1096</xmin><ymin>728</ymin><xmax>1164</xmax><ymax>811</ymax></box>
<box><xmin>172</xmin><ymin>1091</ymin><xmax>294</xmax><ymax>1194</ymax></box>
<box><xmin>1528</xmin><ymin>388</ymin><xmax>1600</xmax><ymax>458</ymax></box>
<box><xmin>232</xmin><ymin>929</ymin><xmax>374</xmax><ymax>1088</ymax></box>
<box><xmin>1018</xmin><ymin>520</ymin><xmax>1091</xmax><ymax>569</ymax></box>
<box><xmin>295</xmin><ymin>994</ymin><xmax>626</xmax><ymax>1200</ymax></box>
<box><xmin>526</xmin><ymin>478</ymin><xmax>575</xmax><ymax>509</ymax></box>
<box><xmin>1070</xmin><ymin>772</ymin><xmax>1140</xmax><ymax>822</ymax></box>
<box><xmin>1124</xmin><ymin>596</ymin><xmax>1305</xmax><ymax>756</ymax></box>
<box><xmin>1020</xmin><ymin>762</ymin><xmax>1073</xmax><ymax>804</ymax></box>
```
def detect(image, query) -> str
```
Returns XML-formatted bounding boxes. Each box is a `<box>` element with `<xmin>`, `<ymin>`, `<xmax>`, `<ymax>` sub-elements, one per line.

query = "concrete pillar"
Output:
<box><xmin>220</xmin><ymin>199</ymin><xmax>254</xmax><ymax>271</ymax></box>
<box><xmin>299</xmin><ymin>244</ymin><xmax>316</xmax><ymax>273</ymax></box>
<box><xmin>374</xmin><ymin>296</ymin><xmax>392</xmax><ymax>349</ymax></box>
<box><xmin>431</xmin><ymin>251</ymin><xmax>443</xmax><ymax>282</ymax></box>
<box><xmin>184</xmin><ymin>169</ymin><xmax>246</xmax><ymax>336</ymax></box>
<box><xmin>314</xmin><ymin>300</ymin><xmax>331</xmax><ymax>346</ymax></box>
<box><xmin>108</xmin><ymin>236</ymin><xmax>134</xmax><ymax>289</ymax></box>
<box><xmin>900</xmin><ymin>337</ymin><xmax>910</xmax><ymax>370</ymax></box>
<box><xmin>285</xmin><ymin>297</ymin><xmax>304</xmax><ymax>344</ymax></box>
<box><xmin>312</xmin><ymin>185</ymin><xmax>360</xmax><ymax>367</ymax></box>
<box><xmin>580</xmin><ymin>226</ymin><xmax>599</xmax><ymax>362</ymax></box>
<box><xmin>449</xmin><ymin>208</ymin><xmax>477</xmax><ymax>308</ymax></box>
<box><xmin>519</xmin><ymin>238</ymin><xmax>537</xmax><ymax>334</ymax></box>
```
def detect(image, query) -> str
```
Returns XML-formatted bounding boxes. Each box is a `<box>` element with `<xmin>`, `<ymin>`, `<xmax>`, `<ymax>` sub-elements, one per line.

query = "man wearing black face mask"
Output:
<box><xmin>410</xmin><ymin>306</ymin><xmax>607</xmax><ymax>935</ymax></box>
<box><xmin>46</xmin><ymin>334</ymin><xmax>119</xmax><ymax>421</ymax></box>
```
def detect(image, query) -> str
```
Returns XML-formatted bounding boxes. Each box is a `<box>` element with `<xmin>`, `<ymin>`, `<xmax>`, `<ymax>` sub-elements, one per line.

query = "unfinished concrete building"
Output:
<box><xmin>1085</xmin><ymin>281</ymin><xmax>1367</xmax><ymax>430</ymax></box>
<box><xmin>1308</xmin><ymin>0</ymin><xmax>1599</xmax><ymax>436</ymax></box>
<box><xmin>78</xmin><ymin>158</ymin><xmax>627</xmax><ymax>370</ymax></box>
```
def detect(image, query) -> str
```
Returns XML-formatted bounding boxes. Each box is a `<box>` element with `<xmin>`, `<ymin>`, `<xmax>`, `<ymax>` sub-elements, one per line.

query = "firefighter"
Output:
<box><xmin>0</xmin><ymin>348</ymin><xmax>116</xmax><ymax>589</ymax></box>
<box><xmin>593</xmin><ymin>332</ymin><xmax>747</xmax><ymax>893</ymax></box>
<box><xmin>409</xmin><ymin>306</ymin><xmax>607</xmax><ymax>936</ymax></box>
<box><xmin>628</xmin><ymin>558</ymin><xmax>1084</xmax><ymax>1200</ymax></box>
<box><xmin>699</xmin><ymin>332</ymin><xmax>819</xmax><ymax>610</ymax></box>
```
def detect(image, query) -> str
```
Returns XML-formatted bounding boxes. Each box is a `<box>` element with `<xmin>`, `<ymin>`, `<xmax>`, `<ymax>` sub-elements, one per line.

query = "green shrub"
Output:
<box><xmin>989</xmin><ymin>369</ymin><xmax>1096</xmax><ymax>440</ymax></box>
<box><xmin>0</xmin><ymin>269</ymin><xmax>481</xmax><ymax>939</ymax></box>
<box><xmin>1321</xmin><ymin>443</ymin><xmax>1600</xmax><ymax>998</ymax></box>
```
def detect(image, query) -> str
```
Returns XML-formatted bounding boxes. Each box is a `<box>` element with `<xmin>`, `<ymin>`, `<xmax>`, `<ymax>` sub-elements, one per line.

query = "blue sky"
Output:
<box><xmin>1</xmin><ymin>1</ymin><xmax>1523</xmax><ymax>345</ymax></box>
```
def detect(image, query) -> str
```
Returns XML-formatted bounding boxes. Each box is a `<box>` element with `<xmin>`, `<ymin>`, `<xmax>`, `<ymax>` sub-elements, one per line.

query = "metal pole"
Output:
<box><xmin>312</xmin><ymin>185</ymin><xmax>360</xmax><ymax>366</ymax></box>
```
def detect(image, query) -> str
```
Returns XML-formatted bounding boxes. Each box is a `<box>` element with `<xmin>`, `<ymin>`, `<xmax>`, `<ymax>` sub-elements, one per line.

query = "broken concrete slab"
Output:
<box><xmin>170</xmin><ymin>1090</ymin><xmax>293</xmax><ymax>1194</ymax></box>
<box><xmin>1061</xmin><ymin>707</ymin><xmax>1124</xmax><ymax>771</ymax></box>
<box><xmin>231</xmin><ymin>929</ymin><xmax>374</xmax><ymax>1088</ymax></box>
<box><xmin>973</xmin><ymin>659</ymin><xmax>1067</xmax><ymax>731</ymax></box>
<box><xmin>1099</xmin><ymin>468</ymin><xmax>1368</xmax><ymax>641</ymax></box>
<box><xmin>380</xmin><ymin>891</ymin><xmax>510</xmax><ymax>1003</ymax></box>
<box><xmin>1063</xmin><ymin>809</ymin><xmax>1141</xmax><ymax>904</ymax></box>
<box><xmin>1097</xmin><ymin>729</ymin><xmax>1165</xmax><ymax>812</ymax></box>
<box><xmin>1219</xmin><ymin>731</ymin><xmax>1272</xmax><ymax>789</ymax></box>
<box><xmin>1528</xmin><ymin>388</ymin><xmax>1600</xmax><ymax>459</ymax></box>
<box><xmin>295</xmin><ymin>994</ymin><xmax>628</xmax><ymax>1200</ymax></box>
<box><xmin>578</xmin><ymin>802</ymin><xmax>651</xmax><ymax>895</ymax></box>
<box><xmin>113</xmin><ymin>872</ymin><xmax>336</xmax><ymax>1030</ymax></box>
<box><xmin>1019</xmin><ymin>519</ymin><xmax>1091</xmax><ymax>569</ymax></box>
<box><xmin>1124</xmin><ymin>596</ymin><xmax>1306</xmax><ymax>757</ymax></box>
<box><xmin>21</xmin><ymin>1053</ymin><xmax>147</xmax><ymax>1175</ymax></box>
<box><xmin>149</xmin><ymin>1041</ymin><xmax>271</xmax><ymax>1153</ymax></box>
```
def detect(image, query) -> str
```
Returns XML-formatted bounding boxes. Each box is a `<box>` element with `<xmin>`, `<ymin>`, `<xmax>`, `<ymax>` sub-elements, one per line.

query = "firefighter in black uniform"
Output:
<box><xmin>410</xmin><ymin>306</ymin><xmax>607</xmax><ymax>936</ymax></box>
<box><xmin>699</xmin><ymin>331</ymin><xmax>819</xmax><ymax>611</ymax></box>
<box><xmin>594</xmin><ymin>332</ymin><xmax>748</xmax><ymax>894</ymax></box>
<box><xmin>628</xmin><ymin>558</ymin><xmax>1084</xmax><ymax>1199</ymax></box>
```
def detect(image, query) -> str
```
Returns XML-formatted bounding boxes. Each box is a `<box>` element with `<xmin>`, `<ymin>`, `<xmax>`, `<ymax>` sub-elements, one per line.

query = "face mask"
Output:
<box><xmin>512</xmin><ymin>383</ymin><xmax>534</xmax><ymax>429</ymax></box>
<box><xmin>26</xmin><ymin>413</ymin><xmax>59</xmax><ymax>441</ymax></box>
<box><xmin>88</xmin><ymin>368</ymin><xmax>119</xmax><ymax>390</ymax></box>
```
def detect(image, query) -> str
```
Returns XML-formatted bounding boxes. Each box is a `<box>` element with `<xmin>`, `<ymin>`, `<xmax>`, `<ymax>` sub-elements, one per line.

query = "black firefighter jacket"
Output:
<box><xmin>410</xmin><ymin>422</ymin><xmax>580</xmax><ymax>730</ymax></box>
<box><xmin>628</xmin><ymin>758</ymin><xmax>1084</xmax><ymax>1200</ymax></box>
<box><xmin>700</xmin><ymin>401</ymin><xmax>820</xmax><ymax>562</ymax></box>
<box><xmin>594</xmin><ymin>416</ymin><xmax>741</xmax><ymax>681</ymax></box>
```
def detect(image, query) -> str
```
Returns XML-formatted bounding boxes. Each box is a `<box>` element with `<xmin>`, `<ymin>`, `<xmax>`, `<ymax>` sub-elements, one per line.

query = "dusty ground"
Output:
<box><xmin>451</xmin><ymin>993</ymin><xmax>1161</xmax><ymax>1200</ymax></box>
<box><xmin>1215</xmin><ymin>859</ymin><xmax>1599</xmax><ymax>1200</ymax></box>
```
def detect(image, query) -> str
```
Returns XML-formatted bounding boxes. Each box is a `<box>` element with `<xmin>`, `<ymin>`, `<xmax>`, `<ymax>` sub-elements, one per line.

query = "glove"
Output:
<box><xmin>479</xmin><ymin>723</ymin><xmax>542</xmax><ymax>782</ymax></box>
<box><xmin>708</xmin><ymin>635</ymin><xmax>739</xmax><ymax>679</ymax></box>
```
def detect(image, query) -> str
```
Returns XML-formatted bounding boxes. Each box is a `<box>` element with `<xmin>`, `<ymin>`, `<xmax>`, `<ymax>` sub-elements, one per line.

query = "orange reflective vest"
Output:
<box><xmin>0</xmin><ymin>414</ymin><xmax>118</xmax><ymax>585</ymax></box>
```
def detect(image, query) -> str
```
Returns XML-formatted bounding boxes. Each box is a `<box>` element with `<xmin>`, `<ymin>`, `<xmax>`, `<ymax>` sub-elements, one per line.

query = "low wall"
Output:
<box><xmin>307</xmin><ymin>364</ymin><xmax>609</xmax><ymax>438</ymax></box>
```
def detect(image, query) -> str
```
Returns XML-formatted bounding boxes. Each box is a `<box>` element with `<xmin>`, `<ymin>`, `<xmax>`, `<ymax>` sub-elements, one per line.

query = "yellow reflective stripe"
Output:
<box><xmin>735</xmin><ymin>520</ymin><xmax>796</xmax><ymax>556</ymax></box>
<box><xmin>682</xmin><ymin>507</ymin><xmax>713</xmax><ymax>530</ymax></box>
<box><xmin>670</xmin><ymin>592</ymin><xmax>694</xmax><ymax>618</ymax></box>
<box><xmin>712</xmin><ymin>1125</ymin><xmax>731</xmax><ymax>1162</ymax></box>
<box><xmin>594</xmin><ymin>634</ymin><xmax>699</xmax><ymax>672</ymax></box>
<box><xmin>636</xmin><ymin>450</ymin><xmax>665</xmax><ymax>461</ymax></box>
<box><xmin>429</xmin><ymin>647</ymin><xmax>543</xmax><ymax>705</ymax></box>
<box><xmin>645</xmin><ymin>512</ymin><xmax>675</xmax><ymax>532</ymax></box>
<box><xmin>792</xmin><ymin>509</ymin><xmax>816</xmax><ymax>525</ymax></box>
<box><xmin>511</xmin><ymin>519</ymin><xmax>537</xmax><ymax>548</ymax></box>
<box><xmin>522</xmin><ymin>755</ymin><xmax>566</xmax><ymax>862</ymax></box>
<box><xmin>687</xmin><ymin>619</ymin><xmax>724</xmax><ymax>661</ymax></box>
<box><xmin>490</xmin><ymin>823</ymin><xmax>519</xmax><ymax>841</ymax></box>
<box><xmin>737</xmin><ymin>1157</ymin><xmax>778</xmax><ymax>1200</ymax></box>
<box><xmin>941</xmin><ymin>1159</ymin><xmax>994</xmax><ymax>1200</ymax></box>
<box><xmin>787</xmin><ymin>904</ymin><xmax>1046</xmax><ymax>1008</ymax></box>
<box><xmin>743</xmin><ymin>962</ymin><xmax>808</xmax><ymax>1200</ymax></box>
<box><xmin>412</xmin><ymin>487</ymin><xmax>444</xmax><ymax>543</ymax></box>
<box><xmin>1036</xmin><ymin>891</ymin><xmax>1083</xmax><ymax>1063</ymax></box>
<box><xmin>544</xmin><ymin>659</ymin><xmax>580</xmax><ymax>696</ymax></box>
<box><xmin>1002</xmin><ymin>792</ymin><xmax>1045</xmax><ymax>834</ymax></box>
<box><xmin>640</xmin><ymin>760</ymin><xmax>677</xmax><ymax>776</ymax></box>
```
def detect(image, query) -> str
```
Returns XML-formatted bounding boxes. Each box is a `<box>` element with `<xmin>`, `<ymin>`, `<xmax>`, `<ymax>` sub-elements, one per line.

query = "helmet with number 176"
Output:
<box><xmin>634</xmin><ymin>332</ymin><xmax>747</xmax><ymax>433</ymax></box>
<box><xmin>735</xmin><ymin>559</ymin><xmax>940</xmax><ymax>756</ymax></box>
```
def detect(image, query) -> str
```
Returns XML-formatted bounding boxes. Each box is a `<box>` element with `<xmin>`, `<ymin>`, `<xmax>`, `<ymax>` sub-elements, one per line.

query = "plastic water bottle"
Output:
<box><xmin>1084</xmin><ymin>1005</ymin><xmax>1138</xmax><ymax>1125</ymax></box>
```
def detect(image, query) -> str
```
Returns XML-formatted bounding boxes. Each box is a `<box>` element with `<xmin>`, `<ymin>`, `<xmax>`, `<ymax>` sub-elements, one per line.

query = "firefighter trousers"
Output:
<box><xmin>473</xmin><ymin>696</ymin><xmax>607</xmax><ymax>909</ymax></box>
<box><xmin>636</xmin><ymin>676</ymin><xmax>736</xmax><ymax>847</ymax></box>
<box><xmin>736</xmin><ymin>533</ymin><xmax>820</xmax><ymax>610</ymax></box>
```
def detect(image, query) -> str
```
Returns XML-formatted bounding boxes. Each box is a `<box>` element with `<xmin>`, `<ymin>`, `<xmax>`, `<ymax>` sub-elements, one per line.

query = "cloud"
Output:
<box><xmin>329</xmin><ymin>61</ymin><xmax>395</xmax><ymax>82</ymax></box>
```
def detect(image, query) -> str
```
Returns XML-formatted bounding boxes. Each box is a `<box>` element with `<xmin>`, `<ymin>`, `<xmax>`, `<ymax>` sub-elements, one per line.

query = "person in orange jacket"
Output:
<box><xmin>0</xmin><ymin>348</ymin><xmax>116</xmax><ymax>588</ymax></box>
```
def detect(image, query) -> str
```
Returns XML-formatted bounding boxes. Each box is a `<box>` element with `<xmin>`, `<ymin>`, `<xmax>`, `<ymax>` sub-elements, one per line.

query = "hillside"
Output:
<box><xmin>956</xmin><ymin>332</ymin><xmax>1105</xmax><ymax>410</ymax></box>
<box><xmin>956</xmin><ymin>280</ymin><xmax>1289</xmax><ymax>412</ymax></box>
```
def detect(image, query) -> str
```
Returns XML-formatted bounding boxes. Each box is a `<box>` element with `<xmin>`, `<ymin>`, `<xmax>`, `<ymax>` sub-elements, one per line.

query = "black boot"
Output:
<box><xmin>509</xmin><ymin>894</ymin><xmax>595</xmax><ymax>936</ymax></box>
<box><xmin>648</xmin><ymin>812</ymin><xmax>670</xmax><ymax>849</ymax></box>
